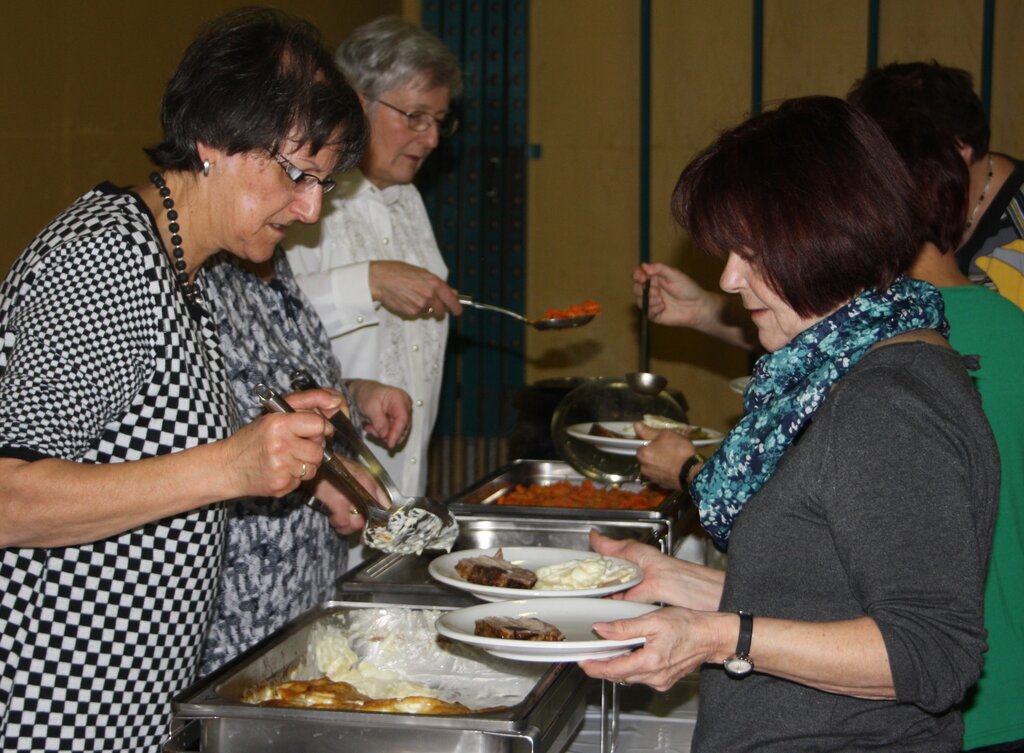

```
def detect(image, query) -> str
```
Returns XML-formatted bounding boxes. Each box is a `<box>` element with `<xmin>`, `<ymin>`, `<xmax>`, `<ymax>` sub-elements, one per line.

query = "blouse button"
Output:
<box><xmin>356</xmin><ymin>315</ymin><xmax>365</xmax><ymax>324</ymax></box>
<box><xmin>412</xmin><ymin>344</ymin><xmax>419</xmax><ymax>352</ymax></box>
<box><xmin>416</xmin><ymin>399</ymin><xmax>424</xmax><ymax>407</ymax></box>
<box><xmin>410</xmin><ymin>457</ymin><xmax>417</xmax><ymax>464</ymax></box>
<box><xmin>382</xmin><ymin>237</ymin><xmax>390</xmax><ymax>245</ymax></box>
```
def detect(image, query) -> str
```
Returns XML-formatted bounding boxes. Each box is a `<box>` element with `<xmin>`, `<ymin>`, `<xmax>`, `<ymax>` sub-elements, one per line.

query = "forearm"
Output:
<box><xmin>736</xmin><ymin>615</ymin><xmax>895</xmax><ymax>699</ymax></box>
<box><xmin>0</xmin><ymin>444</ymin><xmax>235</xmax><ymax>548</ymax></box>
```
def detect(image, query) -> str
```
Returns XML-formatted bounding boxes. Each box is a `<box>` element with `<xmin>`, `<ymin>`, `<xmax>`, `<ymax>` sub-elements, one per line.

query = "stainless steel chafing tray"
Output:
<box><xmin>446</xmin><ymin>460</ymin><xmax>690</xmax><ymax>553</ymax></box>
<box><xmin>165</xmin><ymin>601</ymin><xmax>586</xmax><ymax>753</ymax></box>
<box><xmin>338</xmin><ymin>517</ymin><xmax>658</xmax><ymax>606</ymax></box>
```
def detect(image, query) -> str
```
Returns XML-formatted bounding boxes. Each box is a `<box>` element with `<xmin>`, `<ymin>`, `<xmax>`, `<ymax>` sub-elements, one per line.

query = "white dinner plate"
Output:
<box><xmin>429</xmin><ymin>547</ymin><xmax>642</xmax><ymax>602</ymax></box>
<box><xmin>729</xmin><ymin>376</ymin><xmax>751</xmax><ymax>395</ymax></box>
<box><xmin>435</xmin><ymin>597</ymin><xmax>657</xmax><ymax>662</ymax></box>
<box><xmin>566</xmin><ymin>422</ymin><xmax>724</xmax><ymax>456</ymax></box>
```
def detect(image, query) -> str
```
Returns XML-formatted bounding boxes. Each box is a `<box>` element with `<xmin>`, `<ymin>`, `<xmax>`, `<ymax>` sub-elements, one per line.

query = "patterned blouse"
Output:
<box><xmin>198</xmin><ymin>249</ymin><xmax>351</xmax><ymax>676</ymax></box>
<box><xmin>0</xmin><ymin>184</ymin><xmax>236</xmax><ymax>753</ymax></box>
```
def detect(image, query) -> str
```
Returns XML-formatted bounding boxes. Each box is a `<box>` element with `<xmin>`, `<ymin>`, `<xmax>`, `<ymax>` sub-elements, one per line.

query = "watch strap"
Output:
<box><xmin>678</xmin><ymin>452</ymin><xmax>707</xmax><ymax>489</ymax></box>
<box><xmin>735</xmin><ymin>610</ymin><xmax>753</xmax><ymax>656</ymax></box>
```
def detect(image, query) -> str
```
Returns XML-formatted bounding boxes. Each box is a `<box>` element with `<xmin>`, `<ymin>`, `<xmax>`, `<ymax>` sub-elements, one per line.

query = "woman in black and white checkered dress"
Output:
<box><xmin>0</xmin><ymin>9</ymin><xmax>369</xmax><ymax>753</ymax></box>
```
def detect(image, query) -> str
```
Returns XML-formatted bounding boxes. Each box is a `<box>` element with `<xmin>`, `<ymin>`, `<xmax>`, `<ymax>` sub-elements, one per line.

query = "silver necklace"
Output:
<box><xmin>965</xmin><ymin>154</ymin><xmax>994</xmax><ymax>232</ymax></box>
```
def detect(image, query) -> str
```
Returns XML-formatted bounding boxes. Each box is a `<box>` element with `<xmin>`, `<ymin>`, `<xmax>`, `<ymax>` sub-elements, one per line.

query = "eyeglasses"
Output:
<box><xmin>375</xmin><ymin>99</ymin><xmax>459</xmax><ymax>137</ymax></box>
<box><xmin>272</xmin><ymin>153</ymin><xmax>336</xmax><ymax>195</ymax></box>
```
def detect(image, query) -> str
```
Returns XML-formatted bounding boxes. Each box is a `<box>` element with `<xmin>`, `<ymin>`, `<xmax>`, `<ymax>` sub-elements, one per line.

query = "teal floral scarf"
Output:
<box><xmin>691</xmin><ymin>276</ymin><xmax>948</xmax><ymax>550</ymax></box>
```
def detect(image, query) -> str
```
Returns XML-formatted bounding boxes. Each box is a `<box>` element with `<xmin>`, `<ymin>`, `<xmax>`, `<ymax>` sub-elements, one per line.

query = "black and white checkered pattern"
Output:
<box><xmin>0</xmin><ymin>184</ymin><xmax>237</xmax><ymax>752</ymax></box>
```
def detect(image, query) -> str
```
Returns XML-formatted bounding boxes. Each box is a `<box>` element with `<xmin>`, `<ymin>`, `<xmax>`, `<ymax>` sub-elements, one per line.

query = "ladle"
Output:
<box><xmin>253</xmin><ymin>384</ymin><xmax>458</xmax><ymax>554</ymax></box>
<box><xmin>458</xmin><ymin>294</ymin><xmax>595</xmax><ymax>331</ymax></box>
<box><xmin>625</xmin><ymin>370</ymin><xmax>668</xmax><ymax>396</ymax></box>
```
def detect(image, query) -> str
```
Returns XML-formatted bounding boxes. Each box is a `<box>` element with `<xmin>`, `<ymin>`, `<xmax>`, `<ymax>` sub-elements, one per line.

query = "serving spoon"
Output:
<box><xmin>458</xmin><ymin>294</ymin><xmax>595</xmax><ymax>331</ymax></box>
<box><xmin>253</xmin><ymin>383</ymin><xmax>458</xmax><ymax>555</ymax></box>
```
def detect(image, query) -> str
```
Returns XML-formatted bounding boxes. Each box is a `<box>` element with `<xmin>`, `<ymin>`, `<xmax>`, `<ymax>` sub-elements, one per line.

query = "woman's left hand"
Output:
<box><xmin>634</xmin><ymin>424</ymin><xmax>695</xmax><ymax>490</ymax></box>
<box><xmin>579</xmin><ymin>607</ymin><xmax>732</xmax><ymax>691</ymax></box>
<box><xmin>347</xmin><ymin>379</ymin><xmax>413</xmax><ymax>448</ymax></box>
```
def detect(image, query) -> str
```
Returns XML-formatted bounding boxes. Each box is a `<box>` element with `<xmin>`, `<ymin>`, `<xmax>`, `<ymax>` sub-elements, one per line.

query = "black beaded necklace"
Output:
<box><xmin>149</xmin><ymin>172</ymin><xmax>201</xmax><ymax>305</ymax></box>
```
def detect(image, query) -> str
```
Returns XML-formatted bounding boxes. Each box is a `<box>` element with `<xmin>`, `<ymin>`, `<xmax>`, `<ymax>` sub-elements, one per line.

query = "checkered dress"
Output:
<box><xmin>0</xmin><ymin>184</ymin><xmax>237</xmax><ymax>752</ymax></box>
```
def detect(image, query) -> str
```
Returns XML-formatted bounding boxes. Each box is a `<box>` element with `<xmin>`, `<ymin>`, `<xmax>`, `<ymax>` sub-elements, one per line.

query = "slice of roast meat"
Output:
<box><xmin>455</xmin><ymin>548</ymin><xmax>538</xmax><ymax>589</ymax></box>
<box><xmin>474</xmin><ymin>616</ymin><xmax>565</xmax><ymax>641</ymax></box>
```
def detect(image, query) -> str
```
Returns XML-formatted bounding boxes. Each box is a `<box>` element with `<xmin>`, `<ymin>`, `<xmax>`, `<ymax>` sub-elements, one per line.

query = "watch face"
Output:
<box><xmin>724</xmin><ymin>655</ymin><xmax>753</xmax><ymax>677</ymax></box>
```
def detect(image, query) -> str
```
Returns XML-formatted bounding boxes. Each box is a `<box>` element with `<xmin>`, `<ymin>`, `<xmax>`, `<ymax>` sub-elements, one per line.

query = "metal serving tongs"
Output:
<box><xmin>253</xmin><ymin>384</ymin><xmax>390</xmax><ymax>528</ymax></box>
<box><xmin>261</xmin><ymin>377</ymin><xmax>458</xmax><ymax>555</ymax></box>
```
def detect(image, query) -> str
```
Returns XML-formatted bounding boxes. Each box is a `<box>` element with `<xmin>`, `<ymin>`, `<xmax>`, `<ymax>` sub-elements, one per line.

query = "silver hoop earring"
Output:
<box><xmin>202</xmin><ymin>159</ymin><xmax>211</xmax><ymax>177</ymax></box>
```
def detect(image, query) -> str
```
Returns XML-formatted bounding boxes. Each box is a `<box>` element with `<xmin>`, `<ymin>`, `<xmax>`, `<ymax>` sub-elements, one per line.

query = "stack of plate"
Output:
<box><xmin>429</xmin><ymin>546</ymin><xmax>656</xmax><ymax>663</ymax></box>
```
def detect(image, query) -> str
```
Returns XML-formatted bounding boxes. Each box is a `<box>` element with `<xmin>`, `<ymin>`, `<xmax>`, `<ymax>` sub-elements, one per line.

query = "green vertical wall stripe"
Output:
<box><xmin>752</xmin><ymin>0</ymin><xmax>764</xmax><ymax>114</ymax></box>
<box><xmin>421</xmin><ymin>0</ymin><xmax>527</xmax><ymax>439</ymax></box>
<box><xmin>640</xmin><ymin>0</ymin><xmax>651</xmax><ymax>267</ymax></box>
<box><xmin>981</xmin><ymin>0</ymin><xmax>994</xmax><ymax>116</ymax></box>
<box><xmin>867</xmin><ymin>0</ymin><xmax>879</xmax><ymax>69</ymax></box>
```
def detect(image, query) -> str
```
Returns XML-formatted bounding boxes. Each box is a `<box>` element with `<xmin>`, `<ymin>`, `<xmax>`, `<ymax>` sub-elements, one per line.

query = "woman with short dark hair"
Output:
<box><xmin>0</xmin><ymin>8</ymin><xmax>367</xmax><ymax>751</ymax></box>
<box><xmin>581</xmin><ymin>96</ymin><xmax>999</xmax><ymax>752</ymax></box>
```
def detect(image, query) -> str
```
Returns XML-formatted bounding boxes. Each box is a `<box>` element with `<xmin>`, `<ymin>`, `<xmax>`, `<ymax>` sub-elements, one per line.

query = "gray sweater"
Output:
<box><xmin>693</xmin><ymin>343</ymin><xmax>1000</xmax><ymax>752</ymax></box>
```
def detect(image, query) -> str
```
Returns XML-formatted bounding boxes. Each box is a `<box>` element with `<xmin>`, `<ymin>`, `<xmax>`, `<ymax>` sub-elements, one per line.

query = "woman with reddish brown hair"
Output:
<box><xmin>581</xmin><ymin>96</ymin><xmax>999</xmax><ymax>752</ymax></box>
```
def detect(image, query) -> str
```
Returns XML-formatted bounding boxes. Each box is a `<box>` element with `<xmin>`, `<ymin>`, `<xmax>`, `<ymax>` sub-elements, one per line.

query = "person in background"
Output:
<box><xmin>0</xmin><ymin>8</ymin><xmax>362</xmax><ymax>752</ymax></box>
<box><xmin>287</xmin><ymin>16</ymin><xmax>465</xmax><ymax>504</ymax></box>
<box><xmin>198</xmin><ymin>246</ymin><xmax>412</xmax><ymax>676</ymax></box>
<box><xmin>581</xmin><ymin>96</ymin><xmax>999</xmax><ymax>753</ymax></box>
<box><xmin>848</xmin><ymin>60</ymin><xmax>1024</xmax><ymax>291</ymax></box>
<box><xmin>851</xmin><ymin>104</ymin><xmax>1024</xmax><ymax>753</ymax></box>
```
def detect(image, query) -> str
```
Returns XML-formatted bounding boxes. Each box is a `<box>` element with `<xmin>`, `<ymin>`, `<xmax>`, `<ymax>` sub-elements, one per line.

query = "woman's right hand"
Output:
<box><xmin>224</xmin><ymin>389</ymin><xmax>337</xmax><ymax>498</ymax></box>
<box><xmin>634</xmin><ymin>424</ymin><xmax>696</xmax><ymax>491</ymax></box>
<box><xmin>633</xmin><ymin>262</ymin><xmax>718</xmax><ymax>328</ymax></box>
<box><xmin>369</xmin><ymin>260</ymin><xmax>464</xmax><ymax>318</ymax></box>
<box><xmin>589</xmin><ymin>530</ymin><xmax>724</xmax><ymax>611</ymax></box>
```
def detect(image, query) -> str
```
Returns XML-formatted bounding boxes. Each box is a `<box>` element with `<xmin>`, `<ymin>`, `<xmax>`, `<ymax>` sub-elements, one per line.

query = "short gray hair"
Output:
<box><xmin>336</xmin><ymin>16</ymin><xmax>463</xmax><ymax>101</ymax></box>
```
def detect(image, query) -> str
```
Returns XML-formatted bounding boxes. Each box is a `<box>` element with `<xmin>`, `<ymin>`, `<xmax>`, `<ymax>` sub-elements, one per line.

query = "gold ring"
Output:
<box><xmin>299</xmin><ymin>462</ymin><xmax>308</xmax><ymax>479</ymax></box>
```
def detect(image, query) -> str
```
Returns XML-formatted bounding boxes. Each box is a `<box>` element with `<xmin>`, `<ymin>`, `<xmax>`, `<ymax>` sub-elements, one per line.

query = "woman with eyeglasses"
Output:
<box><xmin>0</xmin><ymin>9</ymin><xmax>371</xmax><ymax>752</ymax></box>
<box><xmin>288</xmin><ymin>16</ymin><xmax>464</xmax><ymax>515</ymax></box>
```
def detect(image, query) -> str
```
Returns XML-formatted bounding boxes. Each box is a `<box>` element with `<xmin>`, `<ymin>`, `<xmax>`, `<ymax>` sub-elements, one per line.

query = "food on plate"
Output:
<box><xmin>543</xmin><ymin>299</ymin><xmax>601</xmax><ymax>320</ymax></box>
<box><xmin>642</xmin><ymin>414</ymin><xmax>713</xmax><ymax>440</ymax></box>
<box><xmin>242</xmin><ymin>677</ymin><xmax>472</xmax><ymax>714</ymax></box>
<box><xmin>474</xmin><ymin>616</ymin><xmax>566</xmax><ymax>642</ymax></box>
<box><xmin>534</xmin><ymin>557</ymin><xmax>637</xmax><ymax>590</ymax></box>
<box><xmin>589</xmin><ymin>422</ymin><xmax>634</xmax><ymax>439</ymax></box>
<box><xmin>455</xmin><ymin>548</ymin><xmax>538</xmax><ymax>589</ymax></box>
<box><xmin>498</xmin><ymin>480</ymin><xmax>667</xmax><ymax>510</ymax></box>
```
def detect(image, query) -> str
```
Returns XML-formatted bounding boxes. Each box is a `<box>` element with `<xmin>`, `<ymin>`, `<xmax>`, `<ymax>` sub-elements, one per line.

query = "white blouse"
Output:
<box><xmin>287</xmin><ymin>170</ymin><xmax>449</xmax><ymax>497</ymax></box>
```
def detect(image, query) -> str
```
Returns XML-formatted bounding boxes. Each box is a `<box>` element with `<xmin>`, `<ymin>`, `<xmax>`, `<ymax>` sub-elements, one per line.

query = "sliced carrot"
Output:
<box><xmin>497</xmin><ymin>480</ymin><xmax>665</xmax><ymax>510</ymax></box>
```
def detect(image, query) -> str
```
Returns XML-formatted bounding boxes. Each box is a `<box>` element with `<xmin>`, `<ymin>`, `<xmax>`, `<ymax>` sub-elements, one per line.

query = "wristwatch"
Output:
<box><xmin>678</xmin><ymin>452</ymin><xmax>707</xmax><ymax>489</ymax></box>
<box><xmin>723</xmin><ymin>610</ymin><xmax>754</xmax><ymax>678</ymax></box>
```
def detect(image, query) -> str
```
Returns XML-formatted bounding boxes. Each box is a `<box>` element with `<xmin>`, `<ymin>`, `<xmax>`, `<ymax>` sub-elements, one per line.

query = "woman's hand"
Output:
<box><xmin>632</xmin><ymin>262</ymin><xmax>759</xmax><ymax>351</ymax></box>
<box><xmin>579</xmin><ymin>606</ymin><xmax>735</xmax><ymax>691</ymax></box>
<box><xmin>369</xmin><ymin>260</ymin><xmax>464</xmax><ymax>319</ymax></box>
<box><xmin>590</xmin><ymin>530</ymin><xmax>724</xmax><ymax>611</ymax></box>
<box><xmin>347</xmin><ymin>379</ymin><xmax>412</xmax><ymax>448</ymax></box>
<box><xmin>307</xmin><ymin>457</ymin><xmax>391</xmax><ymax>535</ymax></box>
<box><xmin>633</xmin><ymin>262</ymin><xmax>719</xmax><ymax>328</ymax></box>
<box><xmin>634</xmin><ymin>424</ymin><xmax>696</xmax><ymax>491</ymax></box>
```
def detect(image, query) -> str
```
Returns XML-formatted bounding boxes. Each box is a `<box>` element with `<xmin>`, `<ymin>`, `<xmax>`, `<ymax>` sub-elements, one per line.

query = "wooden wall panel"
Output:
<box><xmin>991</xmin><ymin>1</ymin><xmax>1024</xmax><ymax>156</ymax></box>
<box><xmin>526</xmin><ymin>0</ymin><xmax>640</xmax><ymax>379</ymax></box>
<box><xmin>877</xmin><ymin>0</ymin><xmax>981</xmax><ymax>76</ymax></box>
<box><xmin>763</xmin><ymin>0</ymin><xmax>869</xmax><ymax>102</ymax></box>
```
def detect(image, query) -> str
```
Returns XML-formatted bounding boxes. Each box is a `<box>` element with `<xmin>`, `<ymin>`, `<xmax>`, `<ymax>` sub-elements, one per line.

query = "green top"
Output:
<box><xmin>943</xmin><ymin>285</ymin><xmax>1024</xmax><ymax>749</ymax></box>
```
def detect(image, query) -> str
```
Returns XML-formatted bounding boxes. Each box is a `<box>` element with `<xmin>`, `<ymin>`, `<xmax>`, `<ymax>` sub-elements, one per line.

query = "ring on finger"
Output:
<box><xmin>299</xmin><ymin>462</ymin><xmax>308</xmax><ymax>479</ymax></box>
